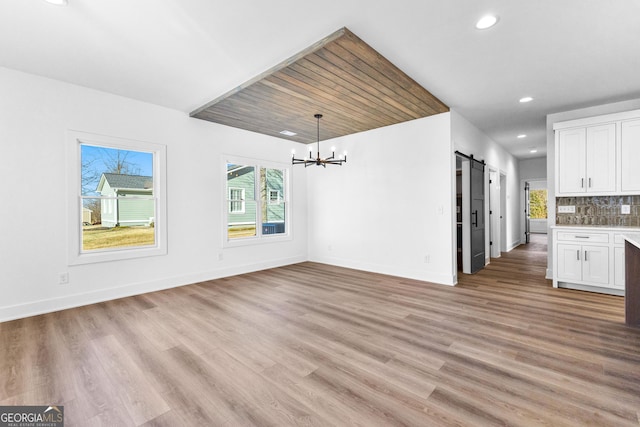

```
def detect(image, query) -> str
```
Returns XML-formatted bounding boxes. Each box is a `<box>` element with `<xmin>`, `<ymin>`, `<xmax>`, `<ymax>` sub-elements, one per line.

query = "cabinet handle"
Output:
<box><xmin>589</xmin><ymin>177</ymin><xmax>592</xmax><ymax>188</ymax></box>
<box><xmin>575</xmin><ymin>236</ymin><xmax>590</xmax><ymax>239</ymax></box>
<box><xmin>584</xmin><ymin>250</ymin><xmax>588</xmax><ymax>261</ymax></box>
<box><xmin>576</xmin><ymin>250</ymin><xmax>580</xmax><ymax>260</ymax></box>
<box><xmin>581</xmin><ymin>178</ymin><xmax>584</xmax><ymax>188</ymax></box>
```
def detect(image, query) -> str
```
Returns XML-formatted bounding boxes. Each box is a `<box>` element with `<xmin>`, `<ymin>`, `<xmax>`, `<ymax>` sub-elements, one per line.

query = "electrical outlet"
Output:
<box><xmin>424</xmin><ymin>254</ymin><xmax>430</xmax><ymax>263</ymax></box>
<box><xmin>59</xmin><ymin>273</ymin><xmax>69</xmax><ymax>284</ymax></box>
<box><xmin>621</xmin><ymin>205</ymin><xmax>631</xmax><ymax>214</ymax></box>
<box><xmin>558</xmin><ymin>205</ymin><xmax>575</xmax><ymax>213</ymax></box>
<box><xmin>218</xmin><ymin>253</ymin><xmax>224</xmax><ymax>261</ymax></box>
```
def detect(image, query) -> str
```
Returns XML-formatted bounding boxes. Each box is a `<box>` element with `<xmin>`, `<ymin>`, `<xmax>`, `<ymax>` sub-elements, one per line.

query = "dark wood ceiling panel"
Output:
<box><xmin>190</xmin><ymin>27</ymin><xmax>449</xmax><ymax>144</ymax></box>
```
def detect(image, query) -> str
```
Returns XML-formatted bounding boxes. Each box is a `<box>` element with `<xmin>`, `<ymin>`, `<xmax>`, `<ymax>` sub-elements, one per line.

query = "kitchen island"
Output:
<box><xmin>624</xmin><ymin>234</ymin><xmax>640</xmax><ymax>326</ymax></box>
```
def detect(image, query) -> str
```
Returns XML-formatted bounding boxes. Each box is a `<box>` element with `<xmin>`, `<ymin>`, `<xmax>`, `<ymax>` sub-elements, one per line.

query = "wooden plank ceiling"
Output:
<box><xmin>190</xmin><ymin>27</ymin><xmax>449</xmax><ymax>144</ymax></box>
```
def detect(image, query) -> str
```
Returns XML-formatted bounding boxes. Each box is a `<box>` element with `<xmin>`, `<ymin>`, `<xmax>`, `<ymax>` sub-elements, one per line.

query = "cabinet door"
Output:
<box><xmin>621</xmin><ymin>119</ymin><xmax>640</xmax><ymax>192</ymax></box>
<box><xmin>614</xmin><ymin>246</ymin><xmax>625</xmax><ymax>289</ymax></box>
<box><xmin>557</xmin><ymin>243</ymin><xmax>583</xmax><ymax>281</ymax></box>
<box><xmin>557</xmin><ymin>128</ymin><xmax>586</xmax><ymax>194</ymax></box>
<box><xmin>586</xmin><ymin>124</ymin><xmax>616</xmax><ymax>193</ymax></box>
<box><xmin>582</xmin><ymin>245</ymin><xmax>610</xmax><ymax>285</ymax></box>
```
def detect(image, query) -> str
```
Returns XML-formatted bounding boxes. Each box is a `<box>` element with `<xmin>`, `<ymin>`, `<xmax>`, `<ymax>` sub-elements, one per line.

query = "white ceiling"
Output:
<box><xmin>2</xmin><ymin>0</ymin><xmax>639</xmax><ymax>159</ymax></box>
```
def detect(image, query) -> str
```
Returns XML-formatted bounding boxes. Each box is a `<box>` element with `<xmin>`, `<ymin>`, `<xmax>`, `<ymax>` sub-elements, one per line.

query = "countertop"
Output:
<box><xmin>623</xmin><ymin>233</ymin><xmax>640</xmax><ymax>249</ymax></box>
<box><xmin>551</xmin><ymin>225</ymin><xmax>640</xmax><ymax>232</ymax></box>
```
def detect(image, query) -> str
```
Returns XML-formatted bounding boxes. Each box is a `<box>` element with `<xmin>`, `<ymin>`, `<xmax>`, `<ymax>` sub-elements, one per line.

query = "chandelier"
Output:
<box><xmin>292</xmin><ymin>114</ymin><xmax>347</xmax><ymax>167</ymax></box>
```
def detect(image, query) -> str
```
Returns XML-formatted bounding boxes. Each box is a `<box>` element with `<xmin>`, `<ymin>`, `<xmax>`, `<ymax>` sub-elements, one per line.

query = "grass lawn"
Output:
<box><xmin>228</xmin><ymin>225</ymin><xmax>256</xmax><ymax>238</ymax></box>
<box><xmin>83</xmin><ymin>225</ymin><xmax>155</xmax><ymax>250</ymax></box>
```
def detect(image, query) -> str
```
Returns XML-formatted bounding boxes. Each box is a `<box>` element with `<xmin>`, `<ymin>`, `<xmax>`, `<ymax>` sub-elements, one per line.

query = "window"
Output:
<box><xmin>228</xmin><ymin>188</ymin><xmax>245</xmax><ymax>213</ymax></box>
<box><xmin>529</xmin><ymin>189</ymin><xmax>548</xmax><ymax>219</ymax></box>
<box><xmin>68</xmin><ymin>131</ymin><xmax>167</xmax><ymax>265</ymax></box>
<box><xmin>224</xmin><ymin>157</ymin><xmax>290</xmax><ymax>245</ymax></box>
<box><xmin>268</xmin><ymin>189</ymin><xmax>281</xmax><ymax>204</ymax></box>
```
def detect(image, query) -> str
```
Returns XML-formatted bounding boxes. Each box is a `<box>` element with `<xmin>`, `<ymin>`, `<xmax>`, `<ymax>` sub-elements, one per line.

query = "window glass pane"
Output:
<box><xmin>228</xmin><ymin>188</ymin><xmax>245</xmax><ymax>213</ymax></box>
<box><xmin>81</xmin><ymin>144</ymin><xmax>155</xmax><ymax>251</ymax></box>
<box><xmin>227</xmin><ymin>164</ymin><xmax>256</xmax><ymax>239</ymax></box>
<box><xmin>529</xmin><ymin>189</ymin><xmax>548</xmax><ymax>219</ymax></box>
<box><xmin>260</xmin><ymin>167</ymin><xmax>286</xmax><ymax>235</ymax></box>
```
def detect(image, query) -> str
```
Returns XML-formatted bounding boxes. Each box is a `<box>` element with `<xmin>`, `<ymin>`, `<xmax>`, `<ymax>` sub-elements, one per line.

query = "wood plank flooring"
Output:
<box><xmin>2</xmin><ymin>237</ymin><xmax>640</xmax><ymax>426</ymax></box>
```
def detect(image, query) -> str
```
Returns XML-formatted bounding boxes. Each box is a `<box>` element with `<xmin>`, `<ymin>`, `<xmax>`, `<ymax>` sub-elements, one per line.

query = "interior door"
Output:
<box><xmin>525</xmin><ymin>182</ymin><xmax>530</xmax><ymax>244</ymax></box>
<box><xmin>470</xmin><ymin>159</ymin><xmax>485</xmax><ymax>273</ymax></box>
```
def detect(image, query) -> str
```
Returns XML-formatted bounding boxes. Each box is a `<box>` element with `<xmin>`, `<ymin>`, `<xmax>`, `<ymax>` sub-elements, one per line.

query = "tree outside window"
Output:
<box><xmin>529</xmin><ymin>189</ymin><xmax>548</xmax><ymax>219</ymax></box>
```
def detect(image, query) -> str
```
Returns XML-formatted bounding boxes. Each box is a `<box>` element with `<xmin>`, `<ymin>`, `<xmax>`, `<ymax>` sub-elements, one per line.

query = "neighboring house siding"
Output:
<box><xmin>82</xmin><ymin>208</ymin><xmax>92</xmax><ymax>224</ymax></box>
<box><xmin>227</xmin><ymin>167</ymin><xmax>285</xmax><ymax>233</ymax></box>
<box><xmin>228</xmin><ymin>170</ymin><xmax>256</xmax><ymax>226</ymax></box>
<box><xmin>97</xmin><ymin>174</ymin><xmax>154</xmax><ymax>227</ymax></box>
<box><xmin>264</xmin><ymin>169</ymin><xmax>285</xmax><ymax>224</ymax></box>
<box><xmin>117</xmin><ymin>192</ymin><xmax>155</xmax><ymax>226</ymax></box>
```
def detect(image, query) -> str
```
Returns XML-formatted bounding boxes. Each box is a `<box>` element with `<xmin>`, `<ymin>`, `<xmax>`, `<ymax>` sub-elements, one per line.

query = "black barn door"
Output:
<box><xmin>470</xmin><ymin>159</ymin><xmax>485</xmax><ymax>273</ymax></box>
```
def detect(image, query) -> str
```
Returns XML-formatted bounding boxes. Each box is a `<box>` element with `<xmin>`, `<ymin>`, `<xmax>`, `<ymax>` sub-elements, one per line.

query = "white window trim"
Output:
<box><xmin>228</xmin><ymin>187</ymin><xmax>246</xmax><ymax>214</ymax></box>
<box><xmin>222</xmin><ymin>155</ymin><xmax>291</xmax><ymax>248</ymax></box>
<box><xmin>268</xmin><ymin>189</ymin><xmax>281</xmax><ymax>205</ymax></box>
<box><xmin>67</xmin><ymin>130</ymin><xmax>167</xmax><ymax>265</ymax></box>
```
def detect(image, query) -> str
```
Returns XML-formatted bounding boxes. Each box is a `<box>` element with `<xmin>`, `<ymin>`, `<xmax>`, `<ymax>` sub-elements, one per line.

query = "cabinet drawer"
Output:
<box><xmin>556</xmin><ymin>232</ymin><xmax>609</xmax><ymax>243</ymax></box>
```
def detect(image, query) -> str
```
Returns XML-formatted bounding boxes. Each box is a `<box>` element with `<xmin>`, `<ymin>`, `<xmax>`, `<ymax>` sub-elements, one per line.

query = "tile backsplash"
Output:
<box><xmin>556</xmin><ymin>195</ymin><xmax>640</xmax><ymax>226</ymax></box>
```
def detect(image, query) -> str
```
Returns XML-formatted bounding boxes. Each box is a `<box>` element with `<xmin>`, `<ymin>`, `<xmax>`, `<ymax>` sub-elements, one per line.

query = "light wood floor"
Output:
<box><xmin>2</xmin><ymin>239</ymin><xmax>640</xmax><ymax>426</ymax></box>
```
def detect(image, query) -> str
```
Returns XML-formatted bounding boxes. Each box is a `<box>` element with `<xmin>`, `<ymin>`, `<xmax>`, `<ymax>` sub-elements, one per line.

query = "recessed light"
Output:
<box><xmin>530</xmin><ymin>149</ymin><xmax>538</xmax><ymax>153</ymax></box>
<box><xmin>43</xmin><ymin>0</ymin><xmax>69</xmax><ymax>5</ymax></box>
<box><xmin>519</xmin><ymin>96</ymin><xmax>533</xmax><ymax>103</ymax></box>
<box><xmin>280</xmin><ymin>130</ymin><xmax>297</xmax><ymax>137</ymax></box>
<box><xmin>476</xmin><ymin>15</ymin><xmax>499</xmax><ymax>30</ymax></box>
<box><xmin>517</xmin><ymin>134</ymin><xmax>527</xmax><ymax>139</ymax></box>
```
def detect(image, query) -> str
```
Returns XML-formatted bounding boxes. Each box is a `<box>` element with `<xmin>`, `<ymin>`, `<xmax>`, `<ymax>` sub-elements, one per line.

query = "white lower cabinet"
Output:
<box><xmin>614</xmin><ymin>246</ymin><xmax>625</xmax><ymax>289</ymax></box>
<box><xmin>556</xmin><ymin>243</ymin><xmax>609</xmax><ymax>285</ymax></box>
<box><xmin>552</xmin><ymin>227</ymin><xmax>639</xmax><ymax>295</ymax></box>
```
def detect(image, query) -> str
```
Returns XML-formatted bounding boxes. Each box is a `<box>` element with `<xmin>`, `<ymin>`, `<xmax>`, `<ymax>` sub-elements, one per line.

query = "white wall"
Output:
<box><xmin>0</xmin><ymin>65</ymin><xmax>527</xmax><ymax>321</ymax></box>
<box><xmin>546</xmin><ymin>97</ymin><xmax>640</xmax><ymax>279</ymax></box>
<box><xmin>451</xmin><ymin>110</ymin><xmax>521</xmax><ymax>253</ymax></box>
<box><xmin>0</xmin><ymin>66</ymin><xmax>308</xmax><ymax>321</ymax></box>
<box><xmin>519</xmin><ymin>157</ymin><xmax>546</xmax><ymax>181</ymax></box>
<box><xmin>307</xmin><ymin>113</ymin><xmax>456</xmax><ymax>285</ymax></box>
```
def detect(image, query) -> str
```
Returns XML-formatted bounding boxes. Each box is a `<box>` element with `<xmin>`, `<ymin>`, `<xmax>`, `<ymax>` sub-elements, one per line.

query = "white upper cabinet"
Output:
<box><xmin>585</xmin><ymin>124</ymin><xmax>616</xmax><ymax>193</ymax></box>
<box><xmin>621</xmin><ymin>119</ymin><xmax>640</xmax><ymax>192</ymax></box>
<box><xmin>554</xmin><ymin>109</ymin><xmax>640</xmax><ymax>196</ymax></box>
<box><xmin>557</xmin><ymin>128</ymin><xmax>586</xmax><ymax>193</ymax></box>
<box><xmin>556</xmin><ymin>124</ymin><xmax>615</xmax><ymax>195</ymax></box>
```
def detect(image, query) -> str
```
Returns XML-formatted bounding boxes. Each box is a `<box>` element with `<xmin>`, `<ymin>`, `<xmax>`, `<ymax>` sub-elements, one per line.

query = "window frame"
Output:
<box><xmin>529</xmin><ymin>188</ymin><xmax>548</xmax><ymax>219</ymax></box>
<box><xmin>228</xmin><ymin>187</ymin><xmax>246</xmax><ymax>214</ymax></box>
<box><xmin>268</xmin><ymin>189</ymin><xmax>281</xmax><ymax>205</ymax></box>
<box><xmin>67</xmin><ymin>130</ymin><xmax>167</xmax><ymax>265</ymax></box>
<box><xmin>223</xmin><ymin>155</ymin><xmax>291</xmax><ymax>247</ymax></box>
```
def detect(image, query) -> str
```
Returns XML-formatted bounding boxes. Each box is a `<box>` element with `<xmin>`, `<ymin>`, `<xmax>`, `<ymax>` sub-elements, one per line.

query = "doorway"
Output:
<box><xmin>455</xmin><ymin>152</ymin><xmax>485</xmax><ymax>274</ymax></box>
<box><xmin>488</xmin><ymin>169</ymin><xmax>500</xmax><ymax>258</ymax></box>
<box><xmin>521</xmin><ymin>179</ymin><xmax>548</xmax><ymax>244</ymax></box>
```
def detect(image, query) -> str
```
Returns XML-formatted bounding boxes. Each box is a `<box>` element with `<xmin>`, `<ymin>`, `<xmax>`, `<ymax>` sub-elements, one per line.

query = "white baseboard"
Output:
<box><xmin>0</xmin><ymin>256</ymin><xmax>306</xmax><ymax>322</ymax></box>
<box><xmin>309</xmin><ymin>254</ymin><xmax>456</xmax><ymax>286</ymax></box>
<box><xmin>507</xmin><ymin>239</ymin><xmax>521</xmax><ymax>252</ymax></box>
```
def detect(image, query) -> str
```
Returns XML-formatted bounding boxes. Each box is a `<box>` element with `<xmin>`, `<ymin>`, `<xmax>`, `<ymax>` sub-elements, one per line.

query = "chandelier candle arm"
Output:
<box><xmin>291</xmin><ymin>114</ymin><xmax>347</xmax><ymax>167</ymax></box>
